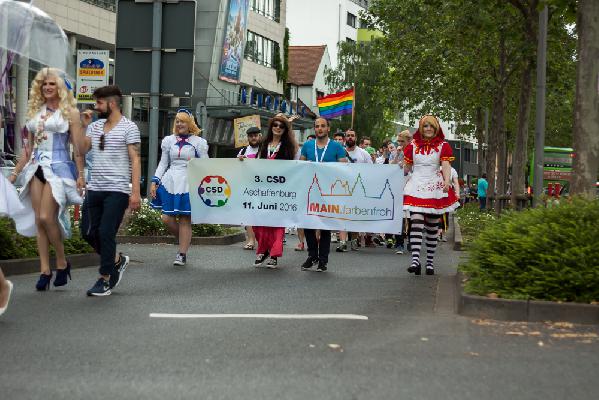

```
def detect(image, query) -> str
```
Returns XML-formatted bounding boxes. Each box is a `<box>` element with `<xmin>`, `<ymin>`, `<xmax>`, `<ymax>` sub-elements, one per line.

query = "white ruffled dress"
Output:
<box><xmin>19</xmin><ymin>107</ymin><xmax>83</xmax><ymax>238</ymax></box>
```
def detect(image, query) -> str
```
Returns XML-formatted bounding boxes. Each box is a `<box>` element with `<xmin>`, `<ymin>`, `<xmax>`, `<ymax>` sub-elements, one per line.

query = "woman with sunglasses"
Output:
<box><xmin>252</xmin><ymin>114</ymin><xmax>299</xmax><ymax>269</ymax></box>
<box><xmin>402</xmin><ymin>115</ymin><xmax>459</xmax><ymax>276</ymax></box>
<box><xmin>150</xmin><ymin>109</ymin><xmax>209</xmax><ymax>266</ymax></box>
<box><xmin>8</xmin><ymin>68</ymin><xmax>84</xmax><ymax>291</ymax></box>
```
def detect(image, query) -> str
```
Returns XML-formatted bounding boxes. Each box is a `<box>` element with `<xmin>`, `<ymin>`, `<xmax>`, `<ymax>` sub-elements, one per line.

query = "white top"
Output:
<box><xmin>152</xmin><ymin>134</ymin><xmax>209</xmax><ymax>195</ymax></box>
<box><xmin>347</xmin><ymin>146</ymin><xmax>373</xmax><ymax>164</ymax></box>
<box><xmin>237</xmin><ymin>145</ymin><xmax>259</xmax><ymax>158</ymax></box>
<box><xmin>86</xmin><ymin>116</ymin><xmax>141</xmax><ymax>194</ymax></box>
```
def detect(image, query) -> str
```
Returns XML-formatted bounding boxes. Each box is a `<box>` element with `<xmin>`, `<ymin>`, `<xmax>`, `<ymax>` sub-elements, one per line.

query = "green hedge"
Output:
<box><xmin>0</xmin><ymin>216</ymin><xmax>93</xmax><ymax>260</ymax></box>
<box><xmin>125</xmin><ymin>199</ymin><xmax>235</xmax><ymax>237</ymax></box>
<box><xmin>459</xmin><ymin>199</ymin><xmax>599</xmax><ymax>303</ymax></box>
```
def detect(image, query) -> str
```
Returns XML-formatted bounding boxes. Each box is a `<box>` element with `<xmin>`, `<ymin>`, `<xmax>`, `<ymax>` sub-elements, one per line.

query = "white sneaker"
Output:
<box><xmin>173</xmin><ymin>253</ymin><xmax>186</xmax><ymax>266</ymax></box>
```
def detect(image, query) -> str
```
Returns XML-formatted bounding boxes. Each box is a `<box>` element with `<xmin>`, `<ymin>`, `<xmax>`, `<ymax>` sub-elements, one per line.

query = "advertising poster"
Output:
<box><xmin>188</xmin><ymin>159</ymin><xmax>405</xmax><ymax>234</ymax></box>
<box><xmin>76</xmin><ymin>50</ymin><xmax>109</xmax><ymax>104</ymax></box>
<box><xmin>218</xmin><ymin>0</ymin><xmax>250</xmax><ymax>83</ymax></box>
<box><xmin>234</xmin><ymin>115</ymin><xmax>261</xmax><ymax>148</ymax></box>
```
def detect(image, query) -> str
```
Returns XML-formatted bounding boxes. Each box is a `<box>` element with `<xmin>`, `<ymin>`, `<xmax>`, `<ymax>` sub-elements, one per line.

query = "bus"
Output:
<box><xmin>529</xmin><ymin>146</ymin><xmax>574</xmax><ymax>195</ymax></box>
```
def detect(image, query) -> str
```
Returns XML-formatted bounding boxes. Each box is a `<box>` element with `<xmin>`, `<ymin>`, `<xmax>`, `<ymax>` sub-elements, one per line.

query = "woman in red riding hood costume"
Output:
<box><xmin>403</xmin><ymin>115</ymin><xmax>460</xmax><ymax>276</ymax></box>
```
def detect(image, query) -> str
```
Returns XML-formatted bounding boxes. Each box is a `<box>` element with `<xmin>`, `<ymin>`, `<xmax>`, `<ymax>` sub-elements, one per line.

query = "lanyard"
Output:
<box><xmin>314</xmin><ymin>138</ymin><xmax>330</xmax><ymax>163</ymax></box>
<box><xmin>267</xmin><ymin>142</ymin><xmax>281</xmax><ymax>159</ymax></box>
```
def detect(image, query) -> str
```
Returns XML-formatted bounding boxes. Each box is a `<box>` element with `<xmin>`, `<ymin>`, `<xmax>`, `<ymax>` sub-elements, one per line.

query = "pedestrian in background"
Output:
<box><xmin>8</xmin><ymin>67</ymin><xmax>84</xmax><ymax>291</ymax></box>
<box><xmin>478</xmin><ymin>173</ymin><xmax>488</xmax><ymax>211</ymax></box>
<box><xmin>403</xmin><ymin>115</ymin><xmax>460</xmax><ymax>275</ymax></box>
<box><xmin>77</xmin><ymin>85</ymin><xmax>141</xmax><ymax>297</ymax></box>
<box><xmin>252</xmin><ymin>114</ymin><xmax>299</xmax><ymax>269</ymax></box>
<box><xmin>237</xmin><ymin>126</ymin><xmax>262</xmax><ymax>250</ymax></box>
<box><xmin>150</xmin><ymin>109</ymin><xmax>209</xmax><ymax>266</ymax></box>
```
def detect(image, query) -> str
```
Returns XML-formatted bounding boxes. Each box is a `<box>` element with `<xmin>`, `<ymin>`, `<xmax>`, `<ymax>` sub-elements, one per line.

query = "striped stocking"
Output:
<box><xmin>424</xmin><ymin>214</ymin><xmax>441</xmax><ymax>270</ymax></box>
<box><xmin>409</xmin><ymin>213</ymin><xmax>425</xmax><ymax>269</ymax></box>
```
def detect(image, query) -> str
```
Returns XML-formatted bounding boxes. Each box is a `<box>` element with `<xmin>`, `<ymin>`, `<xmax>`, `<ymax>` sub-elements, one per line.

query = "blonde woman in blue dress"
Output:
<box><xmin>150</xmin><ymin>110</ymin><xmax>209</xmax><ymax>266</ymax></box>
<box><xmin>8</xmin><ymin>68</ymin><xmax>85</xmax><ymax>290</ymax></box>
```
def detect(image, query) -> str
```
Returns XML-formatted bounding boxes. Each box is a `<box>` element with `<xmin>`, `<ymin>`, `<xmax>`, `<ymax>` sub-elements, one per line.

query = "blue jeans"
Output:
<box><xmin>479</xmin><ymin>196</ymin><xmax>487</xmax><ymax>211</ymax></box>
<box><xmin>81</xmin><ymin>190</ymin><xmax>129</xmax><ymax>276</ymax></box>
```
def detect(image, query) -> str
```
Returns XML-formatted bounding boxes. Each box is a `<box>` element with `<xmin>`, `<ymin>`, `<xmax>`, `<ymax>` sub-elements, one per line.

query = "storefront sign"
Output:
<box><xmin>188</xmin><ymin>159</ymin><xmax>405</xmax><ymax>234</ymax></box>
<box><xmin>218</xmin><ymin>0</ymin><xmax>250</xmax><ymax>84</ymax></box>
<box><xmin>76</xmin><ymin>50</ymin><xmax>109</xmax><ymax>104</ymax></box>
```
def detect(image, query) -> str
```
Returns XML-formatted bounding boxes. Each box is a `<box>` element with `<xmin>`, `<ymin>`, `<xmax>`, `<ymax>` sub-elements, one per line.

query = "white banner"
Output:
<box><xmin>76</xmin><ymin>50</ymin><xmax>109</xmax><ymax>104</ymax></box>
<box><xmin>188</xmin><ymin>159</ymin><xmax>404</xmax><ymax>234</ymax></box>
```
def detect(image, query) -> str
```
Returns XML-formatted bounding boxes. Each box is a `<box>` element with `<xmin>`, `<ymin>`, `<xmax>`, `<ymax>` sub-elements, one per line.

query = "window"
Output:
<box><xmin>347</xmin><ymin>12</ymin><xmax>357</xmax><ymax>28</ymax></box>
<box><xmin>251</xmin><ymin>0</ymin><xmax>281</xmax><ymax>22</ymax></box>
<box><xmin>346</xmin><ymin>37</ymin><xmax>355</xmax><ymax>43</ymax></box>
<box><xmin>464</xmin><ymin>148</ymin><xmax>471</xmax><ymax>162</ymax></box>
<box><xmin>245</xmin><ymin>31</ymin><xmax>279</xmax><ymax>68</ymax></box>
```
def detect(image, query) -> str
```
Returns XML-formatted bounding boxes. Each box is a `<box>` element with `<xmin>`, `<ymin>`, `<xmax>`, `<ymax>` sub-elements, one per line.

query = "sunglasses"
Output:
<box><xmin>272</xmin><ymin>122</ymin><xmax>286</xmax><ymax>129</ymax></box>
<box><xmin>99</xmin><ymin>133</ymin><xmax>106</xmax><ymax>151</ymax></box>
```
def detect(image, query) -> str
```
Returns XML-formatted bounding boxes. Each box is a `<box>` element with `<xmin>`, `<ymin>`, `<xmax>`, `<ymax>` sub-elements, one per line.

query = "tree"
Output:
<box><xmin>325</xmin><ymin>39</ymin><xmax>397</xmax><ymax>144</ymax></box>
<box><xmin>571</xmin><ymin>0</ymin><xmax>599</xmax><ymax>197</ymax></box>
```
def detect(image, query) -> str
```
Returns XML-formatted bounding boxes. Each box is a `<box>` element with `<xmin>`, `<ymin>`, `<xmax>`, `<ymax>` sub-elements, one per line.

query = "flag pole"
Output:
<box><xmin>350</xmin><ymin>86</ymin><xmax>356</xmax><ymax>130</ymax></box>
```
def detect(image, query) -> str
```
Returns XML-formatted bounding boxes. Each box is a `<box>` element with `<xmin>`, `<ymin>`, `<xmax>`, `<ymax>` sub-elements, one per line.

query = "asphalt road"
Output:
<box><xmin>1</xmin><ymin>238</ymin><xmax>598</xmax><ymax>400</ymax></box>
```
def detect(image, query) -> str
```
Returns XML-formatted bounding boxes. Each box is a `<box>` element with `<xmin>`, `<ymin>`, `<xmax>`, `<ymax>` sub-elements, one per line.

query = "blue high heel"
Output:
<box><xmin>54</xmin><ymin>261</ymin><xmax>72</xmax><ymax>287</ymax></box>
<box><xmin>36</xmin><ymin>272</ymin><xmax>53</xmax><ymax>291</ymax></box>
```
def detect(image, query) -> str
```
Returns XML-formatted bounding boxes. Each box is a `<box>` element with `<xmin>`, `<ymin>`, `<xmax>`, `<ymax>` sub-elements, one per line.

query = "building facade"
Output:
<box><xmin>287</xmin><ymin>45</ymin><xmax>331</xmax><ymax>114</ymax></box>
<box><xmin>286</xmin><ymin>0</ymin><xmax>368</xmax><ymax>67</ymax></box>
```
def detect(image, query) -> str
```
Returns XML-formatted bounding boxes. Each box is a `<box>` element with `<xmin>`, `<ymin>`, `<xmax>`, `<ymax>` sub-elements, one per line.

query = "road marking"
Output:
<box><xmin>149</xmin><ymin>313</ymin><xmax>368</xmax><ymax>320</ymax></box>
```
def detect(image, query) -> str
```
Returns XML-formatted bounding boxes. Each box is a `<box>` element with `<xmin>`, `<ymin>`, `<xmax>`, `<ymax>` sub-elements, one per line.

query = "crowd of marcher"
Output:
<box><xmin>0</xmin><ymin>70</ymin><xmax>461</xmax><ymax>315</ymax></box>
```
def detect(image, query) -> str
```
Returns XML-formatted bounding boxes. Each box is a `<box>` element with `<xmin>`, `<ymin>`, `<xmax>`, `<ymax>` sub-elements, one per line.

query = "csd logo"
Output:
<box><xmin>198</xmin><ymin>175</ymin><xmax>231</xmax><ymax>207</ymax></box>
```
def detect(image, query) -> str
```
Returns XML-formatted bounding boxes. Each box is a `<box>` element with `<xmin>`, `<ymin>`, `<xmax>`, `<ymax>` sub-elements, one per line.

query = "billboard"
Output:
<box><xmin>76</xmin><ymin>50</ymin><xmax>109</xmax><ymax>104</ymax></box>
<box><xmin>218</xmin><ymin>0</ymin><xmax>250</xmax><ymax>83</ymax></box>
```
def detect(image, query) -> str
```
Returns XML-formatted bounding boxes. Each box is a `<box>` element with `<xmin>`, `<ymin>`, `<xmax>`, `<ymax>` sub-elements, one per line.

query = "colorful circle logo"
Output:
<box><xmin>198</xmin><ymin>175</ymin><xmax>231</xmax><ymax>207</ymax></box>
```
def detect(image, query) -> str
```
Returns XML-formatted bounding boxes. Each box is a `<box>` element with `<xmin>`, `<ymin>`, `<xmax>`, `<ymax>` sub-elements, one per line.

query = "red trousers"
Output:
<box><xmin>253</xmin><ymin>226</ymin><xmax>285</xmax><ymax>257</ymax></box>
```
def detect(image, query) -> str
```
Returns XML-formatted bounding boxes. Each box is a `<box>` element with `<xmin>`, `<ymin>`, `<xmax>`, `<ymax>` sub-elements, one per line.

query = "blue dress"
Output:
<box><xmin>150</xmin><ymin>134</ymin><xmax>209</xmax><ymax>215</ymax></box>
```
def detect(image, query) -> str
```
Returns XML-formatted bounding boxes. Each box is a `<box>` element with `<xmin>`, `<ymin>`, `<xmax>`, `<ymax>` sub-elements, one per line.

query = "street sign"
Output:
<box><xmin>115</xmin><ymin>0</ymin><xmax>195</xmax><ymax>96</ymax></box>
<box><xmin>76</xmin><ymin>50</ymin><xmax>109</xmax><ymax>104</ymax></box>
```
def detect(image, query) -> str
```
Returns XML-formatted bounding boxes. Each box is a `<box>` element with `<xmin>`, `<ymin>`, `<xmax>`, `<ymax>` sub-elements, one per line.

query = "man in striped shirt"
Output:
<box><xmin>75</xmin><ymin>85</ymin><xmax>141</xmax><ymax>297</ymax></box>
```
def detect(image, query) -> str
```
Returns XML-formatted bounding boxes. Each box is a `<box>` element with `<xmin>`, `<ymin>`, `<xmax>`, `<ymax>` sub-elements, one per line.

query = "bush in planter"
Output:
<box><xmin>459</xmin><ymin>198</ymin><xmax>599</xmax><ymax>303</ymax></box>
<box><xmin>125</xmin><ymin>199</ymin><xmax>236</xmax><ymax>237</ymax></box>
<box><xmin>0</xmin><ymin>215</ymin><xmax>93</xmax><ymax>260</ymax></box>
<box><xmin>124</xmin><ymin>199</ymin><xmax>167</xmax><ymax>236</ymax></box>
<box><xmin>455</xmin><ymin>203</ymin><xmax>498</xmax><ymax>244</ymax></box>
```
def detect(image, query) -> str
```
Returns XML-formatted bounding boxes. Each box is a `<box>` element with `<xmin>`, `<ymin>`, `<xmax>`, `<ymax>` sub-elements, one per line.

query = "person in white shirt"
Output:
<box><xmin>237</xmin><ymin>127</ymin><xmax>262</xmax><ymax>249</ymax></box>
<box><xmin>336</xmin><ymin>130</ymin><xmax>372</xmax><ymax>252</ymax></box>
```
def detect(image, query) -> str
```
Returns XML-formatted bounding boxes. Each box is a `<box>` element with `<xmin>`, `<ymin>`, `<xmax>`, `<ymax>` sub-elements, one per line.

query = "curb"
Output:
<box><xmin>0</xmin><ymin>253</ymin><xmax>100</xmax><ymax>277</ymax></box>
<box><xmin>1</xmin><ymin>233</ymin><xmax>245</xmax><ymax>277</ymax></box>
<box><xmin>453</xmin><ymin>215</ymin><xmax>463</xmax><ymax>251</ymax></box>
<box><xmin>116</xmin><ymin>232</ymin><xmax>245</xmax><ymax>246</ymax></box>
<box><xmin>456</xmin><ymin>272</ymin><xmax>599</xmax><ymax>325</ymax></box>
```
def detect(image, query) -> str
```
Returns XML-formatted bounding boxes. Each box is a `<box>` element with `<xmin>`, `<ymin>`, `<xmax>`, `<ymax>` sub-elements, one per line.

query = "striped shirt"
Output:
<box><xmin>86</xmin><ymin>116</ymin><xmax>141</xmax><ymax>194</ymax></box>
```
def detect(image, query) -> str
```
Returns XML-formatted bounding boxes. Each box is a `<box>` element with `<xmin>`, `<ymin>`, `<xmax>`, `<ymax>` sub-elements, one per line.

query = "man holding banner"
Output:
<box><xmin>299</xmin><ymin>117</ymin><xmax>347</xmax><ymax>272</ymax></box>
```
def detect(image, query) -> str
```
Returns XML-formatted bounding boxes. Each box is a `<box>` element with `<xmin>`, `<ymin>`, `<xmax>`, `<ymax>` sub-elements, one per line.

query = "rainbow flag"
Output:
<box><xmin>317</xmin><ymin>88</ymin><xmax>354</xmax><ymax>119</ymax></box>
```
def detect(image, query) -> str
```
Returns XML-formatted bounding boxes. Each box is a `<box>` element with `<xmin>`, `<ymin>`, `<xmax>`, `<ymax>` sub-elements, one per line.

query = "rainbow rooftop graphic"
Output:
<box><xmin>307</xmin><ymin>173</ymin><xmax>395</xmax><ymax>221</ymax></box>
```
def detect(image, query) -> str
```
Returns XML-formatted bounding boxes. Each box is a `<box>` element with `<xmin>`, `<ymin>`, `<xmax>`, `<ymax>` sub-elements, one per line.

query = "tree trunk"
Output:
<box><xmin>510</xmin><ymin>59</ymin><xmax>534</xmax><ymax>208</ymax></box>
<box><xmin>475</xmin><ymin>107</ymin><xmax>486</xmax><ymax>177</ymax></box>
<box><xmin>571</xmin><ymin>0</ymin><xmax>599</xmax><ymax>197</ymax></box>
<box><xmin>488</xmin><ymin>30</ymin><xmax>508</xmax><ymax>212</ymax></box>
